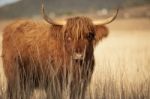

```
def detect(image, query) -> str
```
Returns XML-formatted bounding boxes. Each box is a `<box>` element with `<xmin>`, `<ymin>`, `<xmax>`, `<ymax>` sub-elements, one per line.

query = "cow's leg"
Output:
<box><xmin>69</xmin><ymin>79</ymin><xmax>83</xmax><ymax>99</ymax></box>
<box><xmin>70</xmin><ymin>80</ymin><xmax>89</xmax><ymax>99</ymax></box>
<box><xmin>81</xmin><ymin>59</ymin><xmax>95</xmax><ymax>99</ymax></box>
<box><xmin>18</xmin><ymin>62</ymin><xmax>34</xmax><ymax>99</ymax></box>
<box><xmin>5</xmin><ymin>55</ymin><xmax>33</xmax><ymax>99</ymax></box>
<box><xmin>5</xmin><ymin>71</ymin><xmax>21</xmax><ymax>99</ymax></box>
<box><xmin>19</xmin><ymin>84</ymin><xmax>33</xmax><ymax>99</ymax></box>
<box><xmin>7</xmin><ymin>80</ymin><xmax>33</xmax><ymax>99</ymax></box>
<box><xmin>7</xmin><ymin>80</ymin><xmax>19</xmax><ymax>99</ymax></box>
<box><xmin>81</xmin><ymin>80</ymin><xmax>89</xmax><ymax>99</ymax></box>
<box><xmin>3</xmin><ymin>57</ymin><xmax>20</xmax><ymax>99</ymax></box>
<box><xmin>5</xmin><ymin>65</ymin><xmax>32</xmax><ymax>99</ymax></box>
<box><xmin>19</xmin><ymin>76</ymin><xmax>34</xmax><ymax>99</ymax></box>
<box><xmin>45</xmin><ymin>77</ymin><xmax>62</xmax><ymax>99</ymax></box>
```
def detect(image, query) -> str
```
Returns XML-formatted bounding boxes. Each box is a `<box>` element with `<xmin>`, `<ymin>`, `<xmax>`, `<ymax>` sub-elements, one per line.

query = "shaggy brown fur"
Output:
<box><xmin>2</xmin><ymin>17</ymin><xmax>108</xmax><ymax>99</ymax></box>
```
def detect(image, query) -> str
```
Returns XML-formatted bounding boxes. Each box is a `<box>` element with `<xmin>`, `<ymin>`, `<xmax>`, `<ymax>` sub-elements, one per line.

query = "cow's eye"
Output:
<box><xmin>86</xmin><ymin>32</ymin><xmax>95</xmax><ymax>40</ymax></box>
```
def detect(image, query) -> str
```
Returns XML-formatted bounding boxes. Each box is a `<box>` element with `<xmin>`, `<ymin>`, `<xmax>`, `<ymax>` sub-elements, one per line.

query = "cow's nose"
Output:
<box><xmin>72</xmin><ymin>53</ymin><xmax>83</xmax><ymax>60</ymax></box>
<box><xmin>72</xmin><ymin>53</ymin><xmax>84</xmax><ymax>65</ymax></box>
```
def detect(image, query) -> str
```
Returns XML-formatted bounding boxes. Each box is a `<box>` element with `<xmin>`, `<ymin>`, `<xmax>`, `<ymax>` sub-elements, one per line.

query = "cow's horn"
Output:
<box><xmin>41</xmin><ymin>0</ymin><xmax>59</xmax><ymax>25</ymax></box>
<box><xmin>93</xmin><ymin>8</ymin><xmax>119</xmax><ymax>25</ymax></box>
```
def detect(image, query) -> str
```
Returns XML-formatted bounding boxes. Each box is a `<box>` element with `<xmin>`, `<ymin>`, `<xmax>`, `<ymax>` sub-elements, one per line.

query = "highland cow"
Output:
<box><xmin>2</xmin><ymin>0</ymin><xmax>118</xmax><ymax>99</ymax></box>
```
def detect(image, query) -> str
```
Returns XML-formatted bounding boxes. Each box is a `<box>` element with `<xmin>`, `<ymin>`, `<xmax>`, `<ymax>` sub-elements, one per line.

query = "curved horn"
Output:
<box><xmin>93</xmin><ymin>8</ymin><xmax>119</xmax><ymax>25</ymax></box>
<box><xmin>41</xmin><ymin>0</ymin><xmax>59</xmax><ymax>25</ymax></box>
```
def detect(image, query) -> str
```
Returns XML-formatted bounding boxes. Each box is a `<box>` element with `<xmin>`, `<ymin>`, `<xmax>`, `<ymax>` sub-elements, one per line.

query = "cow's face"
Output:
<box><xmin>63</xmin><ymin>17</ymin><xmax>108</xmax><ymax>63</ymax></box>
<box><xmin>41</xmin><ymin>0</ymin><xmax>118</xmax><ymax>63</ymax></box>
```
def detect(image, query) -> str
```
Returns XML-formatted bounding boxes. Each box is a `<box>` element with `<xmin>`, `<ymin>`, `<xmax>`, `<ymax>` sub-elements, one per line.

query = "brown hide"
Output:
<box><xmin>2</xmin><ymin>17</ymin><xmax>109</xmax><ymax>99</ymax></box>
<box><xmin>3</xmin><ymin>20</ymin><xmax>64</xmax><ymax>79</ymax></box>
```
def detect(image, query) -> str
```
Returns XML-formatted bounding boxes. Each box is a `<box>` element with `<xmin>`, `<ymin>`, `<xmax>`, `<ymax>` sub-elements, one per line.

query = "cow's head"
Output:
<box><xmin>41</xmin><ymin>0</ymin><xmax>118</xmax><ymax>64</ymax></box>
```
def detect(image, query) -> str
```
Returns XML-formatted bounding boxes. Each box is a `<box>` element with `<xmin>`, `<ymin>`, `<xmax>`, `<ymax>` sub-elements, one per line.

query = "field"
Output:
<box><xmin>0</xmin><ymin>18</ymin><xmax>150</xmax><ymax>99</ymax></box>
<box><xmin>91</xmin><ymin>18</ymin><xmax>150</xmax><ymax>99</ymax></box>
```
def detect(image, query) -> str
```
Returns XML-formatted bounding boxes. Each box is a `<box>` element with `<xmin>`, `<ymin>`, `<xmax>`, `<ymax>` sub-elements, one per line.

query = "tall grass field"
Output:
<box><xmin>0</xmin><ymin>18</ymin><xmax>150</xmax><ymax>99</ymax></box>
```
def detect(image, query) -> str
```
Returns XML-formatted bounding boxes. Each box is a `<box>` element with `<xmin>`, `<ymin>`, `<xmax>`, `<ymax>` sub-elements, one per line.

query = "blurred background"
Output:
<box><xmin>0</xmin><ymin>0</ymin><xmax>150</xmax><ymax>31</ymax></box>
<box><xmin>0</xmin><ymin>0</ymin><xmax>150</xmax><ymax>19</ymax></box>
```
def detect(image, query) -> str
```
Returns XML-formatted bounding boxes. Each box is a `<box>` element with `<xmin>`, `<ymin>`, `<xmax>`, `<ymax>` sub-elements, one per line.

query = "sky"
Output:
<box><xmin>0</xmin><ymin>0</ymin><xmax>20</xmax><ymax>7</ymax></box>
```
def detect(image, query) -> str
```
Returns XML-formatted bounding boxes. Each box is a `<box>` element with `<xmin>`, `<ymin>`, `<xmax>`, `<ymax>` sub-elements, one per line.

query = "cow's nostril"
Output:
<box><xmin>74</xmin><ymin>59</ymin><xmax>83</xmax><ymax>65</ymax></box>
<box><xmin>72</xmin><ymin>53</ymin><xmax>83</xmax><ymax>60</ymax></box>
<box><xmin>72</xmin><ymin>53</ymin><xmax>84</xmax><ymax>65</ymax></box>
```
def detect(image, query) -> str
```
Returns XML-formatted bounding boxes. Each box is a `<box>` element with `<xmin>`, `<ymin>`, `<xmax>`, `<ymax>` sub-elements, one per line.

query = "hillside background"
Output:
<box><xmin>0</xmin><ymin>0</ymin><xmax>150</xmax><ymax>20</ymax></box>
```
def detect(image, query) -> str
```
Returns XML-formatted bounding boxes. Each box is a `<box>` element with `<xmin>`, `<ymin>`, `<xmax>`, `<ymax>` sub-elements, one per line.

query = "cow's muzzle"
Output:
<box><xmin>73</xmin><ymin>53</ymin><xmax>83</xmax><ymax>60</ymax></box>
<box><xmin>72</xmin><ymin>53</ymin><xmax>84</xmax><ymax>64</ymax></box>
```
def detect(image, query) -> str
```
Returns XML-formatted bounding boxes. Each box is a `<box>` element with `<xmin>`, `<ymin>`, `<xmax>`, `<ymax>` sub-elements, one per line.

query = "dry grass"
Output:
<box><xmin>0</xmin><ymin>18</ymin><xmax>150</xmax><ymax>99</ymax></box>
<box><xmin>91</xmin><ymin>30</ymin><xmax>150</xmax><ymax>99</ymax></box>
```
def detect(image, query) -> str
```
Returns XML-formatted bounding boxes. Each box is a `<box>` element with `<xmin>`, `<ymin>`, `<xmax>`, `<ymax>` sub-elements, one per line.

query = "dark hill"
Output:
<box><xmin>0</xmin><ymin>0</ymin><xmax>150</xmax><ymax>19</ymax></box>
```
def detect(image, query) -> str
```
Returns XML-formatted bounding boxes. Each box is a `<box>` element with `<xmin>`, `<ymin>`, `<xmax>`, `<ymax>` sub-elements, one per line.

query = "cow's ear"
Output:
<box><xmin>94</xmin><ymin>25</ymin><xmax>109</xmax><ymax>45</ymax></box>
